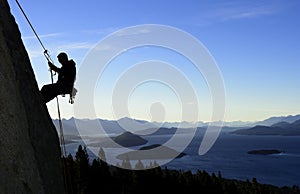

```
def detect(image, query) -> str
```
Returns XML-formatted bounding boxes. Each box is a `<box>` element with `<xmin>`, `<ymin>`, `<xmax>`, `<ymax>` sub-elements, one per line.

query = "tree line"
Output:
<box><xmin>62</xmin><ymin>145</ymin><xmax>300</xmax><ymax>194</ymax></box>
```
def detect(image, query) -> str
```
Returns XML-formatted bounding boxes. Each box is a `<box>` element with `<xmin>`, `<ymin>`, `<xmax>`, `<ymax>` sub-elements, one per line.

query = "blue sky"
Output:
<box><xmin>8</xmin><ymin>0</ymin><xmax>300</xmax><ymax>122</ymax></box>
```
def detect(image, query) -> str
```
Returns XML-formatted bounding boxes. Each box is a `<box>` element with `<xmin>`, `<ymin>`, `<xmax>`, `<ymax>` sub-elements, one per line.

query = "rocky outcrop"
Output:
<box><xmin>0</xmin><ymin>0</ymin><xmax>65</xmax><ymax>193</ymax></box>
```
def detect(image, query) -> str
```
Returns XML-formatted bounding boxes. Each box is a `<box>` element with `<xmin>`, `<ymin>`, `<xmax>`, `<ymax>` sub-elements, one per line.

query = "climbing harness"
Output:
<box><xmin>15</xmin><ymin>1</ymin><xmax>73</xmax><ymax>193</ymax></box>
<box><xmin>62</xmin><ymin>87</ymin><xmax>77</xmax><ymax>104</ymax></box>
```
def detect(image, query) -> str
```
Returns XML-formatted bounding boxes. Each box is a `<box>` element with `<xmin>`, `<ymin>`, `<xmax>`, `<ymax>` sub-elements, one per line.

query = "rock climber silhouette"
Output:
<box><xmin>40</xmin><ymin>52</ymin><xmax>77</xmax><ymax>103</ymax></box>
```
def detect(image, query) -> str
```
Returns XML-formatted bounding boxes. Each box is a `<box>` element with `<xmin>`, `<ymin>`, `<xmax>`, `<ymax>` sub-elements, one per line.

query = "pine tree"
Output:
<box><xmin>134</xmin><ymin>160</ymin><xmax>145</xmax><ymax>170</ymax></box>
<box><xmin>98</xmin><ymin>147</ymin><xmax>106</xmax><ymax>162</ymax></box>
<box><xmin>121</xmin><ymin>154</ymin><xmax>132</xmax><ymax>169</ymax></box>
<box><xmin>75</xmin><ymin>145</ymin><xmax>89</xmax><ymax>194</ymax></box>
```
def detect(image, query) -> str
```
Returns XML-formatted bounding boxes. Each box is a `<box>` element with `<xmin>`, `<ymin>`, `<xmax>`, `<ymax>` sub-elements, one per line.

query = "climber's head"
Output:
<box><xmin>57</xmin><ymin>52</ymin><xmax>68</xmax><ymax>65</ymax></box>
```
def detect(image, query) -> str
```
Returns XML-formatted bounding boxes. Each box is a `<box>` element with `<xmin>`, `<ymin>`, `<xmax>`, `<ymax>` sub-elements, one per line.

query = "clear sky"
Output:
<box><xmin>8</xmin><ymin>0</ymin><xmax>300</xmax><ymax>122</ymax></box>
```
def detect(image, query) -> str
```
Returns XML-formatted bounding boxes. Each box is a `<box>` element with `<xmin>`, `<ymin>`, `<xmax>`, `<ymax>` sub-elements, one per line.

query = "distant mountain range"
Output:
<box><xmin>231</xmin><ymin>118</ymin><xmax>300</xmax><ymax>136</ymax></box>
<box><xmin>254</xmin><ymin>114</ymin><xmax>300</xmax><ymax>126</ymax></box>
<box><xmin>52</xmin><ymin>114</ymin><xmax>300</xmax><ymax>136</ymax></box>
<box><xmin>52</xmin><ymin>114</ymin><xmax>300</xmax><ymax>164</ymax></box>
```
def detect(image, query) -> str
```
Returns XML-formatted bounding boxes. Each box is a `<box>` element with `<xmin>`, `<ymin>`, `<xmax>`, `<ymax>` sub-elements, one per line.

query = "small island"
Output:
<box><xmin>140</xmin><ymin>144</ymin><xmax>186</xmax><ymax>158</ymax></box>
<box><xmin>113</xmin><ymin>131</ymin><xmax>148</xmax><ymax>147</ymax></box>
<box><xmin>117</xmin><ymin>144</ymin><xmax>186</xmax><ymax>160</ymax></box>
<box><xmin>247</xmin><ymin>149</ymin><xmax>283</xmax><ymax>155</ymax></box>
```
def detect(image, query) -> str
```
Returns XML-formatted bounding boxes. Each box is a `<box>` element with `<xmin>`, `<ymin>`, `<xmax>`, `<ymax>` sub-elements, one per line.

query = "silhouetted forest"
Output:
<box><xmin>63</xmin><ymin>145</ymin><xmax>300</xmax><ymax>194</ymax></box>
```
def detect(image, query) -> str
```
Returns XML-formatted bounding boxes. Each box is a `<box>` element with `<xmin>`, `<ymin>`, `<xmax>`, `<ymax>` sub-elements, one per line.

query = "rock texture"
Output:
<box><xmin>0</xmin><ymin>0</ymin><xmax>65</xmax><ymax>193</ymax></box>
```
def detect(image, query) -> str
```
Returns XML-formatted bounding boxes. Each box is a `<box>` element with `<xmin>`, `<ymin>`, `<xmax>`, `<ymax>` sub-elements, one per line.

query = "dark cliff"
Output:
<box><xmin>0</xmin><ymin>0</ymin><xmax>65</xmax><ymax>193</ymax></box>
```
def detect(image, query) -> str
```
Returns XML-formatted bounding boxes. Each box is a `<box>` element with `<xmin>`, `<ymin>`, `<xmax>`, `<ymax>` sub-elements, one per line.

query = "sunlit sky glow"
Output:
<box><xmin>8</xmin><ymin>0</ymin><xmax>300</xmax><ymax>122</ymax></box>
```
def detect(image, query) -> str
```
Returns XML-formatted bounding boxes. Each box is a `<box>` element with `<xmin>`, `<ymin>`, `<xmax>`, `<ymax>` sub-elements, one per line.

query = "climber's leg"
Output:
<box><xmin>40</xmin><ymin>83</ymin><xmax>60</xmax><ymax>103</ymax></box>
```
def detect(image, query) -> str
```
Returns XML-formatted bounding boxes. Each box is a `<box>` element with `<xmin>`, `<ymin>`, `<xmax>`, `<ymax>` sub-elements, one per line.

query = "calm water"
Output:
<box><xmin>163</xmin><ymin>133</ymin><xmax>300</xmax><ymax>187</ymax></box>
<box><xmin>66</xmin><ymin>131</ymin><xmax>300</xmax><ymax>187</ymax></box>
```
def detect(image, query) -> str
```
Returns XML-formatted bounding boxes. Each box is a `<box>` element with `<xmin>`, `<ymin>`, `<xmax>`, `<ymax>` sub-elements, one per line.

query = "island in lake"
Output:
<box><xmin>247</xmin><ymin>149</ymin><xmax>283</xmax><ymax>155</ymax></box>
<box><xmin>117</xmin><ymin>144</ymin><xmax>186</xmax><ymax>160</ymax></box>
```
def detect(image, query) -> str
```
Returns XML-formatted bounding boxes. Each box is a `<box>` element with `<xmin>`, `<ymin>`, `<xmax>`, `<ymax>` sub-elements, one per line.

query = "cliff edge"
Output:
<box><xmin>0</xmin><ymin>0</ymin><xmax>65</xmax><ymax>193</ymax></box>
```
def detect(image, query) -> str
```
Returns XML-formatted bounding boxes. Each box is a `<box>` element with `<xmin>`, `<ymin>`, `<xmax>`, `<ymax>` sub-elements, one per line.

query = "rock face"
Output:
<box><xmin>0</xmin><ymin>0</ymin><xmax>65</xmax><ymax>193</ymax></box>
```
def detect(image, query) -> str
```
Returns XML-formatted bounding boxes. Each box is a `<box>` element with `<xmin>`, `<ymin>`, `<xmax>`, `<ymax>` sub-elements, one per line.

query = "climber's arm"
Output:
<box><xmin>48</xmin><ymin>62</ymin><xmax>61</xmax><ymax>73</ymax></box>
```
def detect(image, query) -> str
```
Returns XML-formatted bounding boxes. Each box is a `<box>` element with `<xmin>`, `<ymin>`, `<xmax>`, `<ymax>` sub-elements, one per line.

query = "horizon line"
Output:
<box><xmin>50</xmin><ymin>113</ymin><xmax>300</xmax><ymax>123</ymax></box>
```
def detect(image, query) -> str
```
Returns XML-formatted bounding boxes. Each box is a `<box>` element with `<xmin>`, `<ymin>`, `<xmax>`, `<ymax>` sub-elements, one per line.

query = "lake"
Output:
<box><xmin>65</xmin><ymin>130</ymin><xmax>300</xmax><ymax>187</ymax></box>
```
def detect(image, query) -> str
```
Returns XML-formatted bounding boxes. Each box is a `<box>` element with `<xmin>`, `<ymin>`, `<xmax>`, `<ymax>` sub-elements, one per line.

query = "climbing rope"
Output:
<box><xmin>15</xmin><ymin>0</ymin><xmax>67</xmax><ymax>158</ymax></box>
<box><xmin>15</xmin><ymin>1</ymin><xmax>72</xmax><ymax>193</ymax></box>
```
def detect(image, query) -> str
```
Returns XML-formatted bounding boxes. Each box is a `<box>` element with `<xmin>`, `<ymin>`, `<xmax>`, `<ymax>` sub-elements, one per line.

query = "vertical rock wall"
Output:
<box><xmin>0</xmin><ymin>0</ymin><xmax>65</xmax><ymax>193</ymax></box>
